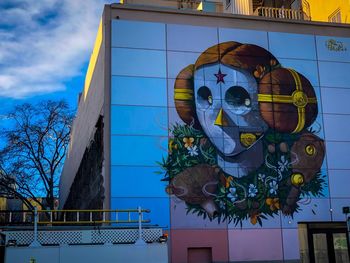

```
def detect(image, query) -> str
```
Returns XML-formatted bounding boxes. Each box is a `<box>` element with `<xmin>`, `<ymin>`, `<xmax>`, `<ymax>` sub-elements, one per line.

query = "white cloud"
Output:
<box><xmin>0</xmin><ymin>0</ymin><xmax>109</xmax><ymax>98</ymax></box>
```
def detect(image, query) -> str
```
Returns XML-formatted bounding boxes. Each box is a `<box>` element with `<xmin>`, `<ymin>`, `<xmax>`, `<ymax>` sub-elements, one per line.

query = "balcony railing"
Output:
<box><xmin>0</xmin><ymin>208</ymin><xmax>150</xmax><ymax>225</ymax></box>
<box><xmin>1</xmin><ymin>207</ymin><xmax>155</xmax><ymax>247</ymax></box>
<box><xmin>254</xmin><ymin>6</ymin><xmax>309</xmax><ymax>21</ymax></box>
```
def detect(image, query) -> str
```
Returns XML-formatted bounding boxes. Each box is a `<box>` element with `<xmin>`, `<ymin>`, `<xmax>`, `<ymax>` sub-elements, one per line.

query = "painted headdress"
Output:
<box><xmin>174</xmin><ymin>41</ymin><xmax>318</xmax><ymax>133</ymax></box>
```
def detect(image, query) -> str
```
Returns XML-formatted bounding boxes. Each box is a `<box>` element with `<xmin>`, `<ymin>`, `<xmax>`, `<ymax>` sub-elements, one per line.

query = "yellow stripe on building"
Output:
<box><xmin>84</xmin><ymin>19</ymin><xmax>103</xmax><ymax>100</ymax></box>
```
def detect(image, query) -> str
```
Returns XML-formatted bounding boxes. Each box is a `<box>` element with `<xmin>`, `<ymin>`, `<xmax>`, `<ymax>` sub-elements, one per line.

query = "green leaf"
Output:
<box><xmin>260</xmin><ymin>214</ymin><xmax>267</xmax><ymax>220</ymax></box>
<box><xmin>257</xmin><ymin>217</ymin><xmax>262</xmax><ymax>226</ymax></box>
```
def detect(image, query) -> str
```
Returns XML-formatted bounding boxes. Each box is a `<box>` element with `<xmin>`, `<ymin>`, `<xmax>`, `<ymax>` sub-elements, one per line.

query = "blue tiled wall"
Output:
<box><xmin>110</xmin><ymin>19</ymin><xmax>350</xmax><ymax>260</ymax></box>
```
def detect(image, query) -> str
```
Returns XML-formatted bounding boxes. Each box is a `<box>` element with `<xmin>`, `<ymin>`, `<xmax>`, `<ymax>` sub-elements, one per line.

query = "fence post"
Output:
<box><xmin>29</xmin><ymin>207</ymin><xmax>41</xmax><ymax>247</ymax></box>
<box><xmin>135</xmin><ymin>206</ymin><xmax>146</xmax><ymax>245</ymax></box>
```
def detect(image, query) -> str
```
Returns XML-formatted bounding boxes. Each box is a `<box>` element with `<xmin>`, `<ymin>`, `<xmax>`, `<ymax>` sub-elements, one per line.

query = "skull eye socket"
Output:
<box><xmin>197</xmin><ymin>86</ymin><xmax>213</xmax><ymax>107</ymax></box>
<box><xmin>225</xmin><ymin>86</ymin><xmax>251</xmax><ymax>109</ymax></box>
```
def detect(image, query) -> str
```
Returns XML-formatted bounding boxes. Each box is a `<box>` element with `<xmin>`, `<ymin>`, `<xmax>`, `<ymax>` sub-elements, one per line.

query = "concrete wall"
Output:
<box><xmin>5</xmin><ymin>244</ymin><xmax>168</xmax><ymax>263</ymax></box>
<box><xmin>59</xmin><ymin>24</ymin><xmax>106</xmax><ymax>207</ymax></box>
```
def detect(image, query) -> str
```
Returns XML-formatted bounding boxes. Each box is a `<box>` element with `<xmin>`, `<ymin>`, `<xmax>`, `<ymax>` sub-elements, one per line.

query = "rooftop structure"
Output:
<box><xmin>117</xmin><ymin>0</ymin><xmax>350</xmax><ymax>23</ymax></box>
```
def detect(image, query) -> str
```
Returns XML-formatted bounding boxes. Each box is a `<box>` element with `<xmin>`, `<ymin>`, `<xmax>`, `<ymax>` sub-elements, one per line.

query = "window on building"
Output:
<box><xmin>328</xmin><ymin>8</ymin><xmax>342</xmax><ymax>23</ymax></box>
<box><xmin>301</xmin><ymin>0</ymin><xmax>311</xmax><ymax>20</ymax></box>
<box><xmin>226</xmin><ymin>0</ymin><xmax>231</xmax><ymax>8</ymax></box>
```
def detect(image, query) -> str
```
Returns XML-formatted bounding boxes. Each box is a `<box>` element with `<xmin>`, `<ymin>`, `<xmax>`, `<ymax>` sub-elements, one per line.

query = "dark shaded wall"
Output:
<box><xmin>63</xmin><ymin>117</ymin><xmax>104</xmax><ymax>210</ymax></box>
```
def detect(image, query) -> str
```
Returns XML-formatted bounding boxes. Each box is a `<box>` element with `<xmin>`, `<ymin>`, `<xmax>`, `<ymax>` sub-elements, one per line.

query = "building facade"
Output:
<box><xmin>60</xmin><ymin>2</ymin><xmax>350</xmax><ymax>262</ymax></box>
<box><xmin>307</xmin><ymin>0</ymin><xmax>350</xmax><ymax>24</ymax></box>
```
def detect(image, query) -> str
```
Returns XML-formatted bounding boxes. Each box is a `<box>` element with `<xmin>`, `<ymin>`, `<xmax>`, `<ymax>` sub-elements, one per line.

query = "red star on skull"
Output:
<box><xmin>214</xmin><ymin>69</ymin><xmax>227</xmax><ymax>84</ymax></box>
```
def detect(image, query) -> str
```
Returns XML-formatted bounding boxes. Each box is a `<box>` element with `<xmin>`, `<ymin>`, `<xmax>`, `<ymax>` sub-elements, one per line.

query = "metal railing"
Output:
<box><xmin>0</xmin><ymin>208</ymin><xmax>150</xmax><ymax>225</ymax></box>
<box><xmin>254</xmin><ymin>6</ymin><xmax>306</xmax><ymax>20</ymax></box>
<box><xmin>1</xmin><ymin>207</ymin><xmax>151</xmax><ymax>247</ymax></box>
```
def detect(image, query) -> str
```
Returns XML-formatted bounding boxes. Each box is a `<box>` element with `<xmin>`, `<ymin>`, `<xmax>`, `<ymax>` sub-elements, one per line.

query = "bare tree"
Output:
<box><xmin>0</xmin><ymin>100</ymin><xmax>73</xmax><ymax>210</ymax></box>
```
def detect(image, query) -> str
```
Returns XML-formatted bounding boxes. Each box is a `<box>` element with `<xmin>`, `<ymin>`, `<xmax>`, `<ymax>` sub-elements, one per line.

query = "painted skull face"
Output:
<box><xmin>194</xmin><ymin>63</ymin><xmax>268</xmax><ymax>156</ymax></box>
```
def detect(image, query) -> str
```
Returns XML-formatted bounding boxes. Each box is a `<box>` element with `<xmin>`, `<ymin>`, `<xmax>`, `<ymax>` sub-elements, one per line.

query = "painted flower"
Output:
<box><xmin>183</xmin><ymin>137</ymin><xmax>194</xmax><ymax>148</ymax></box>
<box><xmin>266</xmin><ymin>198</ymin><xmax>280</xmax><ymax>211</ymax></box>
<box><xmin>269</xmin><ymin>180</ymin><xmax>278</xmax><ymax>195</ymax></box>
<box><xmin>278</xmin><ymin>155</ymin><xmax>289</xmax><ymax>173</ymax></box>
<box><xmin>250</xmin><ymin>212</ymin><xmax>260</xmax><ymax>225</ymax></box>
<box><xmin>258</xmin><ymin>173</ymin><xmax>266</xmax><ymax>182</ymax></box>
<box><xmin>218</xmin><ymin>200</ymin><xmax>226</xmax><ymax>210</ymax></box>
<box><xmin>248</xmin><ymin>184</ymin><xmax>258</xmax><ymax>198</ymax></box>
<box><xmin>253</xmin><ymin>65</ymin><xmax>266</xmax><ymax>79</ymax></box>
<box><xmin>225</xmin><ymin>176</ymin><xmax>233</xmax><ymax>188</ymax></box>
<box><xmin>168</xmin><ymin>139</ymin><xmax>178</xmax><ymax>154</ymax></box>
<box><xmin>187</xmin><ymin>145</ymin><xmax>198</xmax><ymax>156</ymax></box>
<box><xmin>227</xmin><ymin>186</ymin><xmax>238</xmax><ymax>203</ymax></box>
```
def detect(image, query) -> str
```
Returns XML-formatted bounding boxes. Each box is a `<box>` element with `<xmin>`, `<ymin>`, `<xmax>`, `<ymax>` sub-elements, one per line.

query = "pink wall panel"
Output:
<box><xmin>228</xmin><ymin>229</ymin><xmax>283</xmax><ymax>261</ymax></box>
<box><xmin>170</xmin><ymin>197</ymin><xmax>228</xmax><ymax>229</ymax></box>
<box><xmin>170</xmin><ymin>229</ymin><xmax>229</xmax><ymax>263</ymax></box>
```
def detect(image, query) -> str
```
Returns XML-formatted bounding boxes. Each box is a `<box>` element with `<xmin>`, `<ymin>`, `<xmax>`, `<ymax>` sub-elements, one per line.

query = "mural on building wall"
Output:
<box><xmin>159</xmin><ymin>41</ymin><xmax>326</xmax><ymax>226</ymax></box>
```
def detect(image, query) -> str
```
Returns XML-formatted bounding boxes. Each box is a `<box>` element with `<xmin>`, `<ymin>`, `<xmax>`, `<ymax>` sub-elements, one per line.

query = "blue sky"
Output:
<box><xmin>0</xmin><ymin>0</ymin><xmax>112</xmax><ymax>116</ymax></box>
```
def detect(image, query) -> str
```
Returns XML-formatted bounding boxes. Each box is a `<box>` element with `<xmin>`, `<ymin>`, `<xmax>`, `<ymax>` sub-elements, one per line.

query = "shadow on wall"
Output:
<box><xmin>63</xmin><ymin>116</ymin><xmax>105</xmax><ymax>216</ymax></box>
